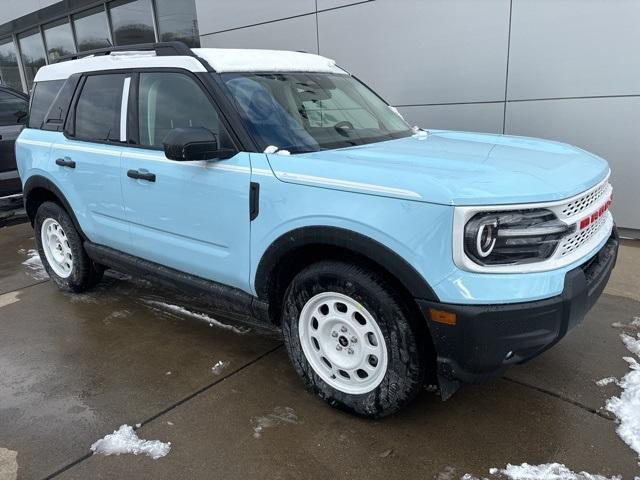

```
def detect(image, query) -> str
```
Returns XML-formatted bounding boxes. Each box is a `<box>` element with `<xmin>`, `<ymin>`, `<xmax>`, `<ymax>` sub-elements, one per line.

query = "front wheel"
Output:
<box><xmin>282</xmin><ymin>261</ymin><xmax>428</xmax><ymax>417</ymax></box>
<box><xmin>34</xmin><ymin>201</ymin><xmax>103</xmax><ymax>292</ymax></box>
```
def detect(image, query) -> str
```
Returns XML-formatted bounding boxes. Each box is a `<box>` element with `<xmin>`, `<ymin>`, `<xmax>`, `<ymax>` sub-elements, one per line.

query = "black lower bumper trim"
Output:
<box><xmin>417</xmin><ymin>229</ymin><xmax>619</xmax><ymax>385</ymax></box>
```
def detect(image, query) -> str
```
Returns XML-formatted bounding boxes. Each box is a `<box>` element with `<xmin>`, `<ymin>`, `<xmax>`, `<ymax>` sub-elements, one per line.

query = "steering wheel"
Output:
<box><xmin>334</xmin><ymin>121</ymin><xmax>354</xmax><ymax>137</ymax></box>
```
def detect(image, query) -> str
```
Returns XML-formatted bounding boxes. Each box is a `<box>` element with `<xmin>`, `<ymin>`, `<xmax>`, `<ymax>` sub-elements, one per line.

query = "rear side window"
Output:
<box><xmin>28</xmin><ymin>80</ymin><xmax>64</xmax><ymax>129</ymax></box>
<box><xmin>0</xmin><ymin>90</ymin><xmax>28</xmax><ymax>126</ymax></box>
<box><xmin>74</xmin><ymin>74</ymin><xmax>125</xmax><ymax>142</ymax></box>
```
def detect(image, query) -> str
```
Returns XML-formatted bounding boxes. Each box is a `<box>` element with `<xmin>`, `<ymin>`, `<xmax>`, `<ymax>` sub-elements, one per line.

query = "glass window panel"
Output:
<box><xmin>28</xmin><ymin>79</ymin><xmax>65</xmax><ymax>129</ymax></box>
<box><xmin>0</xmin><ymin>38</ymin><xmax>22</xmax><ymax>91</ymax></box>
<box><xmin>75</xmin><ymin>74</ymin><xmax>125</xmax><ymax>142</ymax></box>
<box><xmin>43</xmin><ymin>18</ymin><xmax>76</xmax><ymax>62</ymax></box>
<box><xmin>73</xmin><ymin>7</ymin><xmax>112</xmax><ymax>52</ymax></box>
<box><xmin>155</xmin><ymin>0</ymin><xmax>200</xmax><ymax>47</ymax></box>
<box><xmin>109</xmin><ymin>0</ymin><xmax>155</xmax><ymax>46</ymax></box>
<box><xmin>18</xmin><ymin>29</ymin><xmax>47</xmax><ymax>91</ymax></box>
<box><xmin>0</xmin><ymin>90</ymin><xmax>28</xmax><ymax>126</ymax></box>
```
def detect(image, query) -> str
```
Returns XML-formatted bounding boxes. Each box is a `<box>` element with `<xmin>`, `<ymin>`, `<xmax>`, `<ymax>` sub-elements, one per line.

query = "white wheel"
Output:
<box><xmin>40</xmin><ymin>217</ymin><xmax>73</xmax><ymax>278</ymax></box>
<box><xmin>298</xmin><ymin>291</ymin><xmax>388</xmax><ymax>395</ymax></box>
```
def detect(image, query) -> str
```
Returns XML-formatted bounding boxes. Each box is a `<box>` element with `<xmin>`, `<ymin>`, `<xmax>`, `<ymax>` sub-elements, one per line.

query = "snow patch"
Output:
<box><xmin>21</xmin><ymin>249</ymin><xmax>49</xmax><ymax>280</ymax></box>
<box><xmin>596</xmin><ymin>377</ymin><xmax>618</xmax><ymax>387</ymax></box>
<box><xmin>90</xmin><ymin>425</ymin><xmax>170</xmax><ymax>460</ymax></box>
<box><xmin>143</xmin><ymin>300</ymin><xmax>250</xmax><ymax>334</ymax></box>
<box><xmin>0</xmin><ymin>447</ymin><xmax>18</xmax><ymax>480</ymax></box>
<box><xmin>612</xmin><ymin>317</ymin><xmax>640</xmax><ymax>330</ymax></box>
<box><xmin>0</xmin><ymin>291</ymin><xmax>20</xmax><ymax>308</ymax></box>
<box><xmin>388</xmin><ymin>105</ymin><xmax>405</xmax><ymax>120</ymax></box>
<box><xmin>487</xmin><ymin>463</ymin><xmax>621</xmax><ymax>480</ymax></box>
<box><xmin>263</xmin><ymin>145</ymin><xmax>291</xmax><ymax>155</ymax></box>
<box><xmin>211</xmin><ymin>360</ymin><xmax>229</xmax><ymax>375</ymax></box>
<box><xmin>605</xmin><ymin>332</ymin><xmax>640</xmax><ymax>460</ymax></box>
<box><xmin>411</xmin><ymin>125</ymin><xmax>428</xmax><ymax>139</ymax></box>
<box><xmin>251</xmin><ymin>407</ymin><xmax>298</xmax><ymax>439</ymax></box>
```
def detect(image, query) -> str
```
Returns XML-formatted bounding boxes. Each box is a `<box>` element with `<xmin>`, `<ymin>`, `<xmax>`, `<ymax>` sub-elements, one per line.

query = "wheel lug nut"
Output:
<box><xmin>347</xmin><ymin>347</ymin><xmax>354</xmax><ymax>354</ymax></box>
<box><xmin>336</xmin><ymin>345</ymin><xmax>342</xmax><ymax>351</ymax></box>
<box><xmin>351</xmin><ymin>336</ymin><xmax>357</xmax><ymax>343</ymax></box>
<box><xmin>340</xmin><ymin>326</ymin><xmax>347</xmax><ymax>333</ymax></box>
<box><xmin>331</xmin><ymin>331</ymin><xmax>338</xmax><ymax>338</ymax></box>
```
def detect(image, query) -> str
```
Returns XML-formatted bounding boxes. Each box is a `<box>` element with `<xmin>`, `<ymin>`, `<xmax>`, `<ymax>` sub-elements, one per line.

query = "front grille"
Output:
<box><xmin>559</xmin><ymin>181</ymin><xmax>610</xmax><ymax>220</ymax></box>
<box><xmin>558</xmin><ymin>214</ymin><xmax>607</xmax><ymax>257</ymax></box>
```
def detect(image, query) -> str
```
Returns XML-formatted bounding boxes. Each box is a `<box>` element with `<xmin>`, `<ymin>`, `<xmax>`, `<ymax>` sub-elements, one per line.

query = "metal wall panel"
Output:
<box><xmin>317</xmin><ymin>0</ymin><xmax>510</xmax><ymax>106</ymax></box>
<box><xmin>399</xmin><ymin>103</ymin><xmax>505</xmax><ymax>134</ymax></box>
<box><xmin>505</xmin><ymin>97</ymin><xmax>640</xmax><ymax>230</ymax></box>
<box><xmin>200</xmin><ymin>14</ymin><xmax>318</xmax><ymax>53</ymax></box>
<box><xmin>194</xmin><ymin>0</ymin><xmax>315</xmax><ymax>36</ymax></box>
<box><xmin>508</xmin><ymin>0</ymin><xmax>640</xmax><ymax>100</ymax></box>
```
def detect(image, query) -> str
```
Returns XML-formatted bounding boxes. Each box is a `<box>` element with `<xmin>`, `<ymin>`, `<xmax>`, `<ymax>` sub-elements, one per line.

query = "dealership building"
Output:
<box><xmin>0</xmin><ymin>0</ymin><xmax>637</xmax><ymax>233</ymax></box>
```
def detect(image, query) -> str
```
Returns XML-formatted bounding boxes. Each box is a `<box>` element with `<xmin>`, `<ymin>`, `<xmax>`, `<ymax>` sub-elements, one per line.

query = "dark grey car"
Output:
<box><xmin>0</xmin><ymin>85</ymin><xmax>28</xmax><ymax>198</ymax></box>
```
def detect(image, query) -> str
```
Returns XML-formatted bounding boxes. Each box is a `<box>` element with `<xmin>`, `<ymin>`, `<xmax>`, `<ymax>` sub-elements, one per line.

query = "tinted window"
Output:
<box><xmin>0</xmin><ymin>90</ymin><xmax>28</xmax><ymax>126</ymax></box>
<box><xmin>155</xmin><ymin>0</ymin><xmax>200</xmax><ymax>47</ymax></box>
<box><xmin>0</xmin><ymin>38</ymin><xmax>22</xmax><ymax>91</ymax></box>
<box><xmin>138</xmin><ymin>72</ymin><xmax>232</xmax><ymax>152</ymax></box>
<box><xmin>28</xmin><ymin>80</ymin><xmax>65</xmax><ymax>129</ymax></box>
<box><xmin>18</xmin><ymin>29</ymin><xmax>47</xmax><ymax>91</ymax></box>
<box><xmin>43</xmin><ymin>18</ymin><xmax>76</xmax><ymax>62</ymax></box>
<box><xmin>75</xmin><ymin>75</ymin><xmax>125</xmax><ymax>142</ymax></box>
<box><xmin>109</xmin><ymin>0</ymin><xmax>155</xmax><ymax>46</ymax></box>
<box><xmin>73</xmin><ymin>7</ymin><xmax>112</xmax><ymax>52</ymax></box>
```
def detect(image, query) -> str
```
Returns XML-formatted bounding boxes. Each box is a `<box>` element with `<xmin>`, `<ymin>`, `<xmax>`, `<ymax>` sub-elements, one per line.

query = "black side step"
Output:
<box><xmin>84</xmin><ymin>242</ymin><xmax>270</xmax><ymax>324</ymax></box>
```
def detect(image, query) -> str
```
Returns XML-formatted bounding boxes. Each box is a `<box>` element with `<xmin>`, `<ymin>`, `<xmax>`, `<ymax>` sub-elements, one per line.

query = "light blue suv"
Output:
<box><xmin>16</xmin><ymin>42</ymin><xmax>618</xmax><ymax>417</ymax></box>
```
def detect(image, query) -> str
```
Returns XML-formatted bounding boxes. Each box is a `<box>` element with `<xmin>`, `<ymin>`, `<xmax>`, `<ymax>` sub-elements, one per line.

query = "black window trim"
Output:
<box><xmin>64</xmin><ymin>67</ymin><xmax>248</xmax><ymax>155</ymax></box>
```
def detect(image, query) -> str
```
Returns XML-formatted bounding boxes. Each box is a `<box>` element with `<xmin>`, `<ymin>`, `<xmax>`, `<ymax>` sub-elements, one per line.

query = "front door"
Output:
<box><xmin>120</xmin><ymin>71</ymin><xmax>251</xmax><ymax>292</ymax></box>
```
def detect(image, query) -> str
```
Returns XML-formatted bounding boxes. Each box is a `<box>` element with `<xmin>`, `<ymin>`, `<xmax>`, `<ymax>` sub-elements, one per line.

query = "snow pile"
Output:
<box><xmin>211</xmin><ymin>360</ymin><xmax>228</xmax><ymax>375</ymax></box>
<box><xmin>605</xmin><ymin>332</ymin><xmax>640</xmax><ymax>460</ymax></box>
<box><xmin>263</xmin><ymin>145</ymin><xmax>291</xmax><ymax>155</ymax></box>
<box><xmin>21</xmin><ymin>249</ymin><xmax>49</xmax><ymax>280</ymax></box>
<box><xmin>411</xmin><ymin>125</ymin><xmax>428</xmax><ymax>139</ymax></box>
<box><xmin>251</xmin><ymin>407</ymin><xmax>298</xmax><ymax>439</ymax></box>
<box><xmin>595</xmin><ymin>377</ymin><xmax>618</xmax><ymax>387</ymax></box>
<box><xmin>144</xmin><ymin>300</ymin><xmax>250</xmax><ymax>334</ymax></box>
<box><xmin>488</xmin><ymin>463</ymin><xmax>621</xmax><ymax>480</ymax></box>
<box><xmin>90</xmin><ymin>425</ymin><xmax>170</xmax><ymax>460</ymax></box>
<box><xmin>388</xmin><ymin>105</ymin><xmax>405</xmax><ymax>120</ymax></box>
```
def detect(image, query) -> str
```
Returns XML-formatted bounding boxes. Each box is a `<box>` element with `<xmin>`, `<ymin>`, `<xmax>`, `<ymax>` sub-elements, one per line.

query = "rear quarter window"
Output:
<box><xmin>28</xmin><ymin>80</ymin><xmax>64</xmax><ymax>129</ymax></box>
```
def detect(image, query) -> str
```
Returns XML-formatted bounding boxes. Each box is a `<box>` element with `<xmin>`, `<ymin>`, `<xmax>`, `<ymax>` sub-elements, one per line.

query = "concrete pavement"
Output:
<box><xmin>0</xmin><ymin>222</ymin><xmax>638</xmax><ymax>479</ymax></box>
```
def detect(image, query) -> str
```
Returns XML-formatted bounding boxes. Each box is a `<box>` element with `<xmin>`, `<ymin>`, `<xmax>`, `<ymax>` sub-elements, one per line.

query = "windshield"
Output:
<box><xmin>220</xmin><ymin>72</ymin><xmax>411</xmax><ymax>153</ymax></box>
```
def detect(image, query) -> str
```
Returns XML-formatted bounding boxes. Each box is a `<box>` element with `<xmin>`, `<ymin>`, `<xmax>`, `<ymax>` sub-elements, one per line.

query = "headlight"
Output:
<box><xmin>463</xmin><ymin>209</ymin><xmax>573</xmax><ymax>266</ymax></box>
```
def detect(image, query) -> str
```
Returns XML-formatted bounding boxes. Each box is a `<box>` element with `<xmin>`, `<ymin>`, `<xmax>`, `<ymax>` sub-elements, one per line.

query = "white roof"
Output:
<box><xmin>34</xmin><ymin>48</ymin><xmax>346</xmax><ymax>82</ymax></box>
<box><xmin>192</xmin><ymin>48</ymin><xmax>346</xmax><ymax>74</ymax></box>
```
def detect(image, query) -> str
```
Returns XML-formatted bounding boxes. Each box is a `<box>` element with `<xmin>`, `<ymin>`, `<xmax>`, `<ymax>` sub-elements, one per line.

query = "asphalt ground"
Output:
<box><xmin>1</xmin><ymin>221</ymin><xmax>638</xmax><ymax>479</ymax></box>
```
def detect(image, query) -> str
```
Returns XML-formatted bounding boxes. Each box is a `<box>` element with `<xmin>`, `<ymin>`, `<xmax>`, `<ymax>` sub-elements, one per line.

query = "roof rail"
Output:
<box><xmin>54</xmin><ymin>41</ymin><xmax>195</xmax><ymax>63</ymax></box>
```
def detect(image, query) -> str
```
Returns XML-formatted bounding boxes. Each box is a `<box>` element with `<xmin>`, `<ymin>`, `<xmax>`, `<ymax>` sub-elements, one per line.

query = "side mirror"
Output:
<box><xmin>163</xmin><ymin>127</ymin><xmax>225</xmax><ymax>161</ymax></box>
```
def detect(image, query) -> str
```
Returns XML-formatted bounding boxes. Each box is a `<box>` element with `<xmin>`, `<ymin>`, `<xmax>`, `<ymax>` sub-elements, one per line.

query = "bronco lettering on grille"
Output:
<box><xmin>579</xmin><ymin>196</ymin><xmax>612</xmax><ymax>230</ymax></box>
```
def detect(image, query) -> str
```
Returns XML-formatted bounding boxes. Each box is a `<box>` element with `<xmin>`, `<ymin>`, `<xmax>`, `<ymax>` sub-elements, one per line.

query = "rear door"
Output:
<box><xmin>120</xmin><ymin>70</ymin><xmax>251</xmax><ymax>291</ymax></box>
<box><xmin>0</xmin><ymin>88</ymin><xmax>28</xmax><ymax>196</ymax></box>
<box><xmin>52</xmin><ymin>73</ymin><xmax>131</xmax><ymax>251</ymax></box>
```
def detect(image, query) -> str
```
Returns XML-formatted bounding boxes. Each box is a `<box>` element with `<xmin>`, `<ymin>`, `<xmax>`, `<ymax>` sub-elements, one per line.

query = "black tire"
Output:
<box><xmin>34</xmin><ymin>201</ymin><xmax>103</xmax><ymax>292</ymax></box>
<box><xmin>282</xmin><ymin>260</ymin><xmax>428</xmax><ymax>418</ymax></box>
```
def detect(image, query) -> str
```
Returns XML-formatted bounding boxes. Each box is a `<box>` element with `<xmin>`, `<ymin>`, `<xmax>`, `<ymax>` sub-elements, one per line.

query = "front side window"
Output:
<box><xmin>74</xmin><ymin>74</ymin><xmax>125</xmax><ymax>142</ymax></box>
<box><xmin>0</xmin><ymin>90</ymin><xmax>28</xmax><ymax>126</ymax></box>
<box><xmin>137</xmin><ymin>72</ymin><xmax>232</xmax><ymax>152</ymax></box>
<box><xmin>222</xmin><ymin>72</ymin><xmax>410</xmax><ymax>153</ymax></box>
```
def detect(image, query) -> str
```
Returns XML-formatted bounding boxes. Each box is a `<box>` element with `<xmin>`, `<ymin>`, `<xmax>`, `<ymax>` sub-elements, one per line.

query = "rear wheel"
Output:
<box><xmin>34</xmin><ymin>201</ymin><xmax>103</xmax><ymax>292</ymax></box>
<box><xmin>282</xmin><ymin>260</ymin><xmax>427</xmax><ymax>417</ymax></box>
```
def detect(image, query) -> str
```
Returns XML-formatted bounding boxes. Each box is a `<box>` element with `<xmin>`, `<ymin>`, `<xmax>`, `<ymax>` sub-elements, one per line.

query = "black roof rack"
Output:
<box><xmin>54</xmin><ymin>41</ymin><xmax>196</xmax><ymax>64</ymax></box>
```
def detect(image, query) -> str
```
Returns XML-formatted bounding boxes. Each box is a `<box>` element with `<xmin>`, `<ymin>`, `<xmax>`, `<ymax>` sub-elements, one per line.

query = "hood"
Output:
<box><xmin>265</xmin><ymin>131</ymin><xmax>610</xmax><ymax>206</ymax></box>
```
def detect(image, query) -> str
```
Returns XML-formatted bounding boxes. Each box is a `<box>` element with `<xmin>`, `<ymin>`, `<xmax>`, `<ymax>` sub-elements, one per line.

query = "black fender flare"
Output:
<box><xmin>23</xmin><ymin>175</ymin><xmax>86</xmax><ymax>239</ymax></box>
<box><xmin>254</xmin><ymin>226</ymin><xmax>439</xmax><ymax>302</ymax></box>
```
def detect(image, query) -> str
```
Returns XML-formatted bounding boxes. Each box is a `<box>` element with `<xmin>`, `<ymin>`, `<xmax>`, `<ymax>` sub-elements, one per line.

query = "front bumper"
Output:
<box><xmin>417</xmin><ymin>228</ymin><xmax>619</xmax><ymax>388</ymax></box>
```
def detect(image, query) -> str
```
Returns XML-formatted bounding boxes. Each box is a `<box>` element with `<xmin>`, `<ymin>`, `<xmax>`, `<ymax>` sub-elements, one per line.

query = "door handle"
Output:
<box><xmin>55</xmin><ymin>157</ymin><xmax>76</xmax><ymax>168</ymax></box>
<box><xmin>127</xmin><ymin>169</ymin><xmax>156</xmax><ymax>182</ymax></box>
